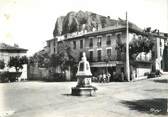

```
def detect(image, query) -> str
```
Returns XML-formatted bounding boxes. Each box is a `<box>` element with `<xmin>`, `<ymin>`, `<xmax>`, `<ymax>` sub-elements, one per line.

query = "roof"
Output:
<box><xmin>0</xmin><ymin>43</ymin><xmax>28</xmax><ymax>53</ymax></box>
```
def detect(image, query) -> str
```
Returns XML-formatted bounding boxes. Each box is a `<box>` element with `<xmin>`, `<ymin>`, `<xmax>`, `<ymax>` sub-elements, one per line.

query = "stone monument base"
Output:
<box><xmin>71</xmin><ymin>86</ymin><xmax>97</xmax><ymax>96</ymax></box>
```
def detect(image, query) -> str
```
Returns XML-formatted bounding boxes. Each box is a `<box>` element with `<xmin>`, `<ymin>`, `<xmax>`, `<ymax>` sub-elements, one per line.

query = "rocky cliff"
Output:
<box><xmin>53</xmin><ymin>11</ymin><xmax>141</xmax><ymax>37</ymax></box>
<box><xmin>53</xmin><ymin>11</ymin><xmax>122</xmax><ymax>37</ymax></box>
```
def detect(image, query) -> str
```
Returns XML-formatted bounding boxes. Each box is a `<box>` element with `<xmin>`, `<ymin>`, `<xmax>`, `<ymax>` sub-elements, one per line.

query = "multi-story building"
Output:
<box><xmin>46</xmin><ymin>24</ymin><xmax>168</xmax><ymax>81</ymax></box>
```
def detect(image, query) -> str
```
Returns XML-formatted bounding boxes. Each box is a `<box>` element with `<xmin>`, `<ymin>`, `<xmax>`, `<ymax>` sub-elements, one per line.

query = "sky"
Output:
<box><xmin>0</xmin><ymin>0</ymin><xmax>168</xmax><ymax>56</ymax></box>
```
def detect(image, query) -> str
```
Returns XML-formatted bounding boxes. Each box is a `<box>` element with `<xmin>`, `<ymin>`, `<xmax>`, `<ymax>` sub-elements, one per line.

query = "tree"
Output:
<box><xmin>29</xmin><ymin>50</ymin><xmax>50</xmax><ymax>68</ymax></box>
<box><xmin>49</xmin><ymin>41</ymin><xmax>77</xmax><ymax>74</ymax></box>
<box><xmin>0</xmin><ymin>59</ymin><xmax>5</xmax><ymax>69</ymax></box>
<box><xmin>163</xmin><ymin>45</ymin><xmax>168</xmax><ymax>71</ymax></box>
<box><xmin>8</xmin><ymin>56</ymin><xmax>28</xmax><ymax>72</ymax></box>
<box><xmin>116</xmin><ymin>32</ymin><xmax>154</xmax><ymax>61</ymax></box>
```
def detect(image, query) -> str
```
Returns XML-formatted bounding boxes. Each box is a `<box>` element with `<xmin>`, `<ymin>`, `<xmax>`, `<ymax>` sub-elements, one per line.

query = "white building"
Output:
<box><xmin>0</xmin><ymin>43</ymin><xmax>28</xmax><ymax>80</ymax></box>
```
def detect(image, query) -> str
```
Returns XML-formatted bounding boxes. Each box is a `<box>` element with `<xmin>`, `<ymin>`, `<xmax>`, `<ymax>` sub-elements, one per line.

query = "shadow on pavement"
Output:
<box><xmin>153</xmin><ymin>79</ymin><xmax>168</xmax><ymax>83</ymax></box>
<box><xmin>121</xmin><ymin>98</ymin><xmax>167</xmax><ymax>115</ymax></box>
<box><xmin>145</xmin><ymin>89</ymin><xmax>168</xmax><ymax>92</ymax></box>
<box><xmin>62</xmin><ymin>94</ymin><xmax>73</xmax><ymax>96</ymax></box>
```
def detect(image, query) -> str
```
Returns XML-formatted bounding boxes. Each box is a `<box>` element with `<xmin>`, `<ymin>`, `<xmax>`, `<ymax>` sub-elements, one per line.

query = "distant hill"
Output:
<box><xmin>53</xmin><ymin>10</ymin><xmax>141</xmax><ymax>37</ymax></box>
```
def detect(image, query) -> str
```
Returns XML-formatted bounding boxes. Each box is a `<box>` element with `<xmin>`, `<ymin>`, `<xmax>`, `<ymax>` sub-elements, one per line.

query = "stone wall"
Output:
<box><xmin>27</xmin><ymin>65</ymin><xmax>74</xmax><ymax>81</ymax></box>
<box><xmin>27</xmin><ymin>65</ymin><xmax>48</xmax><ymax>80</ymax></box>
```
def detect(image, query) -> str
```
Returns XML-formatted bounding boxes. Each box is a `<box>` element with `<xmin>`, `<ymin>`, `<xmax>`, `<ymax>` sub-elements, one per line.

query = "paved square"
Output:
<box><xmin>0</xmin><ymin>76</ymin><xmax>168</xmax><ymax>117</ymax></box>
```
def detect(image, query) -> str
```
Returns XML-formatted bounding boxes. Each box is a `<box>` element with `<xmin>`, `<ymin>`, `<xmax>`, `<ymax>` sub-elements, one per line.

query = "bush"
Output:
<box><xmin>0</xmin><ymin>60</ymin><xmax>5</xmax><ymax>69</ymax></box>
<box><xmin>148</xmin><ymin>72</ymin><xmax>156</xmax><ymax>78</ymax></box>
<box><xmin>0</xmin><ymin>71</ymin><xmax>22</xmax><ymax>83</ymax></box>
<box><xmin>0</xmin><ymin>72</ymin><xmax>9</xmax><ymax>83</ymax></box>
<box><xmin>148</xmin><ymin>70</ymin><xmax>161</xmax><ymax>78</ymax></box>
<box><xmin>7</xmin><ymin>72</ymin><xmax>22</xmax><ymax>82</ymax></box>
<box><xmin>155</xmin><ymin>70</ymin><xmax>161</xmax><ymax>77</ymax></box>
<box><xmin>144</xmin><ymin>72</ymin><xmax>150</xmax><ymax>76</ymax></box>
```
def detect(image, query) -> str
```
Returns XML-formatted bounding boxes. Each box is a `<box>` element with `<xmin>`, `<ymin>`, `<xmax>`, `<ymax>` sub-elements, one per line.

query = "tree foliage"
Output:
<box><xmin>8</xmin><ymin>56</ymin><xmax>28</xmax><ymax>72</ymax></box>
<box><xmin>163</xmin><ymin>45</ymin><xmax>168</xmax><ymax>71</ymax></box>
<box><xmin>0</xmin><ymin>59</ymin><xmax>5</xmax><ymax>69</ymax></box>
<box><xmin>49</xmin><ymin>41</ymin><xmax>77</xmax><ymax>73</ymax></box>
<box><xmin>29</xmin><ymin>51</ymin><xmax>50</xmax><ymax>68</ymax></box>
<box><xmin>116</xmin><ymin>33</ymin><xmax>154</xmax><ymax>60</ymax></box>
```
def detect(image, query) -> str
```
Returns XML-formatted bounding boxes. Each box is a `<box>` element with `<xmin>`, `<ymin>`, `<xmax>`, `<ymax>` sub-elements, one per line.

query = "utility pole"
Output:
<box><xmin>126</xmin><ymin>12</ymin><xmax>130</xmax><ymax>81</ymax></box>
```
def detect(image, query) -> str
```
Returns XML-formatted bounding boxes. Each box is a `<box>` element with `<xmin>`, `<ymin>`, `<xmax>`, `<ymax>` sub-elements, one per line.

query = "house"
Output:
<box><xmin>0</xmin><ymin>43</ymin><xmax>28</xmax><ymax>80</ymax></box>
<box><xmin>46</xmin><ymin>22</ymin><xmax>168</xmax><ymax>81</ymax></box>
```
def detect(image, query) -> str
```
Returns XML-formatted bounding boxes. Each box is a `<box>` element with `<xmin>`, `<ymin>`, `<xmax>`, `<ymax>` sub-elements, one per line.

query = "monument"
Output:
<box><xmin>71</xmin><ymin>52</ymin><xmax>97</xmax><ymax>96</ymax></box>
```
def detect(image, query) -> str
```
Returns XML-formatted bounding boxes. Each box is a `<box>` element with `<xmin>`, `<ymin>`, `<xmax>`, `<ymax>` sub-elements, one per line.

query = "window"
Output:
<box><xmin>161</xmin><ymin>60</ymin><xmax>163</xmax><ymax>69</ymax></box>
<box><xmin>89</xmin><ymin>38</ymin><xmax>93</xmax><ymax>48</ymax></box>
<box><xmin>97</xmin><ymin>36</ymin><xmax>102</xmax><ymax>47</ymax></box>
<box><xmin>106</xmin><ymin>35</ymin><xmax>111</xmax><ymax>45</ymax></box>
<box><xmin>107</xmin><ymin>49</ymin><xmax>111</xmax><ymax>57</ymax></box>
<box><xmin>117</xmin><ymin>34</ymin><xmax>121</xmax><ymax>44</ymax></box>
<box><xmin>47</xmin><ymin>42</ymin><xmax>50</xmax><ymax>47</ymax></box>
<box><xmin>121</xmin><ymin>67</ymin><xmax>124</xmax><ymax>72</ymax></box>
<box><xmin>89</xmin><ymin>51</ymin><xmax>93</xmax><ymax>62</ymax></box>
<box><xmin>54</xmin><ymin>48</ymin><xmax>55</xmax><ymax>53</ymax></box>
<box><xmin>80</xmin><ymin>40</ymin><xmax>83</xmax><ymax>49</ymax></box>
<box><xmin>53</xmin><ymin>40</ymin><xmax>55</xmax><ymax>46</ymax></box>
<box><xmin>160</xmin><ymin>40</ymin><xmax>162</xmax><ymax>47</ymax></box>
<box><xmin>97</xmin><ymin>50</ymin><xmax>101</xmax><ymax>61</ymax></box>
<box><xmin>79</xmin><ymin>52</ymin><xmax>83</xmax><ymax>60</ymax></box>
<box><xmin>73</xmin><ymin>41</ymin><xmax>76</xmax><ymax>49</ymax></box>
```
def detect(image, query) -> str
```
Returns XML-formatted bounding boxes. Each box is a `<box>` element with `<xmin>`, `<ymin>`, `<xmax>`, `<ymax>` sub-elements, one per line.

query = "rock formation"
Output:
<box><xmin>53</xmin><ymin>10</ymin><xmax>141</xmax><ymax>37</ymax></box>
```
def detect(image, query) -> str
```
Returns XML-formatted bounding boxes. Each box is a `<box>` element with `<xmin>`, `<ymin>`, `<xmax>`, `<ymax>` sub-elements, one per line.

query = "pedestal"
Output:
<box><xmin>71</xmin><ymin>76</ymin><xmax>97</xmax><ymax>96</ymax></box>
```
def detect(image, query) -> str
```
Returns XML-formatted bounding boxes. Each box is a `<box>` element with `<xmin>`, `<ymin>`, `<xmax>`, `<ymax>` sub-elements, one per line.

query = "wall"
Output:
<box><xmin>27</xmin><ymin>65</ymin><xmax>49</xmax><ymax>80</ymax></box>
<box><xmin>27</xmin><ymin>65</ymin><xmax>73</xmax><ymax>81</ymax></box>
<box><xmin>48</xmin><ymin>38</ymin><xmax>57</xmax><ymax>55</ymax></box>
<box><xmin>63</xmin><ymin>31</ymin><xmax>126</xmax><ymax>62</ymax></box>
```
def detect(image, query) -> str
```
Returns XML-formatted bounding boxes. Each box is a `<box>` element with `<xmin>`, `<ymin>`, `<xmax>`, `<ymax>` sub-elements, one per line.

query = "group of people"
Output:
<box><xmin>97</xmin><ymin>73</ymin><xmax>111</xmax><ymax>83</ymax></box>
<box><xmin>92</xmin><ymin>71</ymin><xmax>126</xmax><ymax>83</ymax></box>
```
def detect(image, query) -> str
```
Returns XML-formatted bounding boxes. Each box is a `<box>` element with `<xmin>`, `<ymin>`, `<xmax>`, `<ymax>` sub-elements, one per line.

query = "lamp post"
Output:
<box><xmin>126</xmin><ymin>12</ymin><xmax>130</xmax><ymax>81</ymax></box>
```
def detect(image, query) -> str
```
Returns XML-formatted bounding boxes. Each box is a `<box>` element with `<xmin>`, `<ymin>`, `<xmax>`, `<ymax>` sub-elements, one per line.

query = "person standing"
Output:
<box><xmin>106</xmin><ymin>72</ymin><xmax>111</xmax><ymax>83</ymax></box>
<box><xmin>121</xmin><ymin>72</ymin><xmax>124</xmax><ymax>81</ymax></box>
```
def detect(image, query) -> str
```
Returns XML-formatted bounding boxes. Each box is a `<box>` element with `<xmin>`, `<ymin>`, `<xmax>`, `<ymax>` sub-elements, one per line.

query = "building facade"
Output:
<box><xmin>46</xmin><ymin>25</ymin><xmax>168</xmax><ymax>81</ymax></box>
<box><xmin>0</xmin><ymin>43</ymin><xmax>28</xmax><ymax>80</ymax></box>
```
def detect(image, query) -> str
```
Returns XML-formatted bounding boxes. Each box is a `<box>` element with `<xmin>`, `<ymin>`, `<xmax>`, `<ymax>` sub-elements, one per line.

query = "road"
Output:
<box><xmin>0</xmin><ymin>75</ymin><xmax>168</xmax><ymax>117</ymax></box>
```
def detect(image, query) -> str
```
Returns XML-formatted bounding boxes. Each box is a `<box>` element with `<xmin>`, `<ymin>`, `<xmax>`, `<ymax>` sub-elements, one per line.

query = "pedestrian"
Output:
<box><xmin>103</xmin><ymin>73</ymin><xmax>106</xmax><ymax>83</ymax></box>
<box><xmin>106</xmin><ymin>72</ymin><xmax>111</xmax><ymax>83</ymax></box>
<box><xmin>121</xmin><ymin>72</ymin><xmax>124</xmax><ymax>81</ymax></box>
<box><xmin>98</xmin><ymin>74</ymin><xmax>102</xmax><ymax>83</ymax></box>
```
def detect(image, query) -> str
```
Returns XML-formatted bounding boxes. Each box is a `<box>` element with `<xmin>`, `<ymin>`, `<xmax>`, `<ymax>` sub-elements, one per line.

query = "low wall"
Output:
<box><xmin>136</xmin><ymin>68</ymin><xmax>151</xmax><ymax>77</ymax></box>
<box><xmin>27</xmin><ymin>65</ymin><xmax>74</xmax><ymax>81</ymax></box>
<box><xmin>27</xmin><ymin>65</ymin><xmax>48</xmax><ymax>80</ymax></box>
